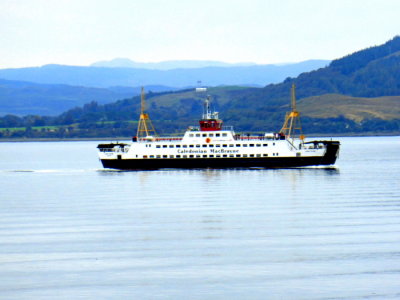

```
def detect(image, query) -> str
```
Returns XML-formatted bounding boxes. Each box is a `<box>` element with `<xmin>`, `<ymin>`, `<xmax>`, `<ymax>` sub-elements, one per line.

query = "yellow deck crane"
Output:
<box><xmin>136</xmin><ymin>87</ymin><xmax>157</xmax><ymax>139</ymax></box>
<box><xmin>280</xmin><ymin>84</ymin><xmax>305</xmax><ymax>141</ymax></box>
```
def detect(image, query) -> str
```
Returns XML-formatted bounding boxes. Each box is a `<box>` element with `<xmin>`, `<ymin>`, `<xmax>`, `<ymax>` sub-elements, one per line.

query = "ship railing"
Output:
<box><xmin>138</xmin><ymin>137</ymin><xmax>183</xmax><ymax>142</ymax></box>
<box><xmin>155</xmin><ymin>137</ymin><xmax>184</xmax><ymax>142</ymax></box>
<box><xmin>187</xmin><ymin>126</ymin><xmax>234</xmax><ymax>131</ymax></box>
<box><xmin>235</xmin><ymin>135</ymin><xmax>281</xmax><ymax>141</ymax></box>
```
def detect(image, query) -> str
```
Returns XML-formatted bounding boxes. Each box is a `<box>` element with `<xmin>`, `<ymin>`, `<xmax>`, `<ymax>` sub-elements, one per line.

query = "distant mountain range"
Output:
<box><xmin>0</xmin><ymin>59</ymin><xmax>330</xmax><ymax>116</ymax></box>
<box><xmin>90</xmin><ymin>58</ymin><xmax>258</xmax><ymax>70</ymax></box>
<box><xmin>0</xmin><ymin>80</ymin><xmax>177</xmax><ymax>115</ymax></box>
<box><xmin>0</xmin><ymin>60</ymin><xmax>330</xmax><ymax>88</ymax></box>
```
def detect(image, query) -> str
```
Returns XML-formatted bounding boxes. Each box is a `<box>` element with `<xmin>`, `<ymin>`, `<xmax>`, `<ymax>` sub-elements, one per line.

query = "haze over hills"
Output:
<box><xmin>0</xmin><ymin>59</ymin><xmax>330</xmax><ymax>116</ymax></box>
<box><xmin>0</xmin><ymin>80</ymin><xmax>177</xmax><ymax>116</ymax></box>
<box><xmin>0</xmin><ymin>36</ymin><xmax>399</xmax><ymax>137</ymax></box>
<box><xmin>0</xmin><ymin>60</ymin><xmax>330</xmax><ymax>88</ymax></box>
<box><xmin>90</xmin><ymin>58</ymin><xmax>259</xmax><ymax>70</ymax></box>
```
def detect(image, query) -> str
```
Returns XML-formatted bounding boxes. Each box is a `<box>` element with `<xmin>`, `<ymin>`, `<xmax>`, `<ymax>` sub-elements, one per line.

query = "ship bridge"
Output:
<box><xmin>199</xmin><ymin>96</ymin><xmax>223</xmax><ymax>131</ymax></box>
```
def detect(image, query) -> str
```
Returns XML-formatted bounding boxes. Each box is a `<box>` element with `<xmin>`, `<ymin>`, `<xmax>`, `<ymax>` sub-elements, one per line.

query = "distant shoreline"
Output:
<box><xmin>0</xmin><ymin>132</ymin><xmax>399</xmax><ymax>142</ymax></box>
<box><xmin>0</xmin><ymin>137</ymin><xmax>131</xmax><ymax>143</ymax></box>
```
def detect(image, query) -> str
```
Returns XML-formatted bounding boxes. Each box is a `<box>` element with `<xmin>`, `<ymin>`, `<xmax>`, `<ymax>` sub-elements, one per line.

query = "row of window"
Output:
<box><xmin>188</xmin><ymin>133</ymin><xmax>228</xmax><ymax>138</ymax></box>
<box><xmin>153</xmin><ymin>143</ymin><xmax>275</xmax><ymax>149</ymax></box>
<box><xmin>143</xmin><ymin>153</ymin><xmax>281</xmax><ymax>159</ymax></box>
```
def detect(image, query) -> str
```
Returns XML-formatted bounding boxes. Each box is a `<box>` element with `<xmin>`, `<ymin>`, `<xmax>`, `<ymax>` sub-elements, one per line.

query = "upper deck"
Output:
<box><xmin>134</xmin><ymin>127</ymin><xmax>286</xmax><ymax>144</ymax></box>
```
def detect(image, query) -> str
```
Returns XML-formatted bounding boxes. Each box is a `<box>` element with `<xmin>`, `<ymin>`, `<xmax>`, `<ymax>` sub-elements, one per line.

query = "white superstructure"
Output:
<box><xmin>99</xmin><ymin>129</ymin><xmax>327</xmax><ymax>161</ymax></box>
<box><xmin>97</xmin><ymin>86</ymin><xmax>340</xmax><ymax>170</ymax></box>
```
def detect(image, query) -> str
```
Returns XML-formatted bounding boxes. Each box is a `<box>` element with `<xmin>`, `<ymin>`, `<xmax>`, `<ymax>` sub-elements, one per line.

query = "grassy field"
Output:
<box><xmin>0</xmin><ymin>125</ymin><xmax>60</xmax><ymax>132</ymax></box>
<box><xmin>298</xmin><ymin>94</ymin><xmax>400</xmax><ymax>122</ymax></box>
<box><xmin>0</xmin><ymin>121</ymin><xmax>139</xmax><ymax>133</ymax></box>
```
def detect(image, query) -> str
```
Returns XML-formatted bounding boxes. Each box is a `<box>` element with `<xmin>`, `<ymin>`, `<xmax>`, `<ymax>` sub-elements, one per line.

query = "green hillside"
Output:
<box><xmin>1</xmin><ymin>36</ymin><xmax>400</xmax><ymax>138</ymax></box>
<box><xmin>1</xmin><ymin>86</ymin><xmax>399</xmax><ymax>139</ymax></box>
<box><xmin>298</xmin><ymin>94</ymin><xmax>400</xmax><ymax>122</ymax></box>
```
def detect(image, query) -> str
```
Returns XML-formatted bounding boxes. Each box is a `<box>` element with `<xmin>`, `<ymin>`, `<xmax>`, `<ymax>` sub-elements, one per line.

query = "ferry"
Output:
<box><xmin>97</xmin><ymin>86</ymin><xmax>340</xmax><ymax>170</ymax></box>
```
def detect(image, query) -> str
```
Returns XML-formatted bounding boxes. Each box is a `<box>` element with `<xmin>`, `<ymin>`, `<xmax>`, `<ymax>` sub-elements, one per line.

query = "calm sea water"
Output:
<box><xmin>0</xmin><ymin>136</ymin><xmax>399</xmax><ymax>300</ymax></box>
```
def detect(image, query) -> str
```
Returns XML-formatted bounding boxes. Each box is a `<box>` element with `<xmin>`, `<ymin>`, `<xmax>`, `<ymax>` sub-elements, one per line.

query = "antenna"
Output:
<box><xmin>280</xmin><ymin>84</ymin><xmax>304</xmax><ymax>141</ymax></box>
<box><xmin>136</xmin><ymin>87</ymin><xmax>157</xmax><ymax>138</ymax></box>
<box><xmin>140</xmin><ymin>86</ymin><xmax>146</xmax><ymax>114</ymax></box>
<box><xmin>203</xmin><ymin>95</ymin><xmax>211</xmax><ymax>119</ymax></box>
<box><xmin>291</xmin><ymin>83</ymin><xmax>296</xmax><ymax>111</ymax></box>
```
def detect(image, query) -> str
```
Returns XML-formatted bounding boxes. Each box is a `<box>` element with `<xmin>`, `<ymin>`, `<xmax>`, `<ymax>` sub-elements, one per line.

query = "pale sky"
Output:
<box><xmin>0</xmin><ymin>0</ymin><xmax>399</xmax><ymax>68</ymax></box>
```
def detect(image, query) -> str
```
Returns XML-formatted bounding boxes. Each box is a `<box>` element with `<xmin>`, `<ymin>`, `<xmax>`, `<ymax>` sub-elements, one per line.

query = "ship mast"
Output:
<box><xmin>136</xmin><ymin>87</ymin><xmax>157</xmax><ymax>138</ymax></box>
<box><xmin>280</xmin><ymin>84</ymin><xmax>304</xmax><ymax>141</ymax></box>
<box><xmin>202</xmin><ymin>95</ymin><xmax>219</xmax><ymax>120</ymax></box>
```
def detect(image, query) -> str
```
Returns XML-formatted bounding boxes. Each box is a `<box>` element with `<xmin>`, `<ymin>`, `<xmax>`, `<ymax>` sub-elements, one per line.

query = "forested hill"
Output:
<box><xmin>232</xmin><ymin>35</ymin><xmax>400</xmax><ymax>106</ymax></box>
<box><xmin>1</xmin><ymin>36</ymin><xmax>400</xmax><ymax>138</ymax></box>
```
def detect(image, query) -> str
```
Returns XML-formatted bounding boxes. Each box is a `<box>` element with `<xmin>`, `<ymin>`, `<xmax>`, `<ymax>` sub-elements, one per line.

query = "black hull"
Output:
<box><xmin>100</xmin><ymin>141</ymin><xmax>340</xmax><ymax>170</ymax></box>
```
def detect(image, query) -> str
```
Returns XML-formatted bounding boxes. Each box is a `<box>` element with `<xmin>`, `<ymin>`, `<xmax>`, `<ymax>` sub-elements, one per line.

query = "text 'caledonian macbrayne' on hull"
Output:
<box><xmin>97</xmin><ymin>86</ymin><xmax>340</xmax><ymax>170</ymax></box>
